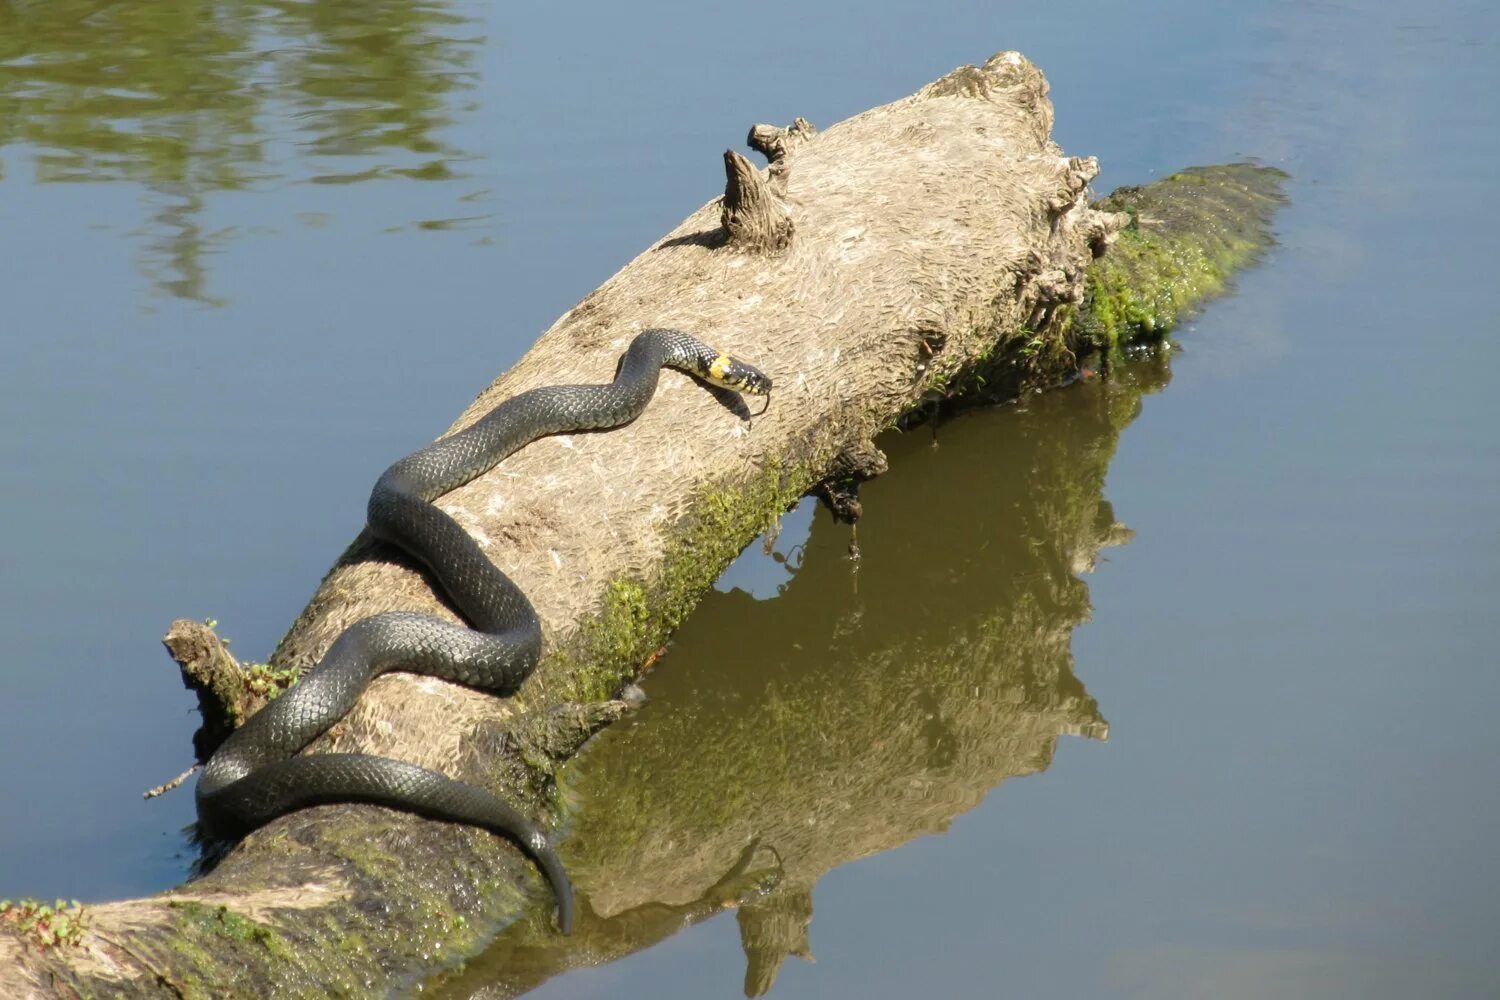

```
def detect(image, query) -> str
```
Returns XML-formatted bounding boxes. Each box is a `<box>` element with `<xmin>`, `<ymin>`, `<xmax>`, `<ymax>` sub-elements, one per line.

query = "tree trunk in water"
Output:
<box><xmin>0</xmin><ymin>50</ymin><xmax>1285</xmax><ymax>998</ymax></box>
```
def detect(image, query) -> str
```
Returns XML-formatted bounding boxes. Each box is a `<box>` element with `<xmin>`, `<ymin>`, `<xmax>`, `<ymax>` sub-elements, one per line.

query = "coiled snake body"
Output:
<box><xmin>196</xmin><ymin>328</ymin><xmax>771</xmax><ymax>933</ymax></box>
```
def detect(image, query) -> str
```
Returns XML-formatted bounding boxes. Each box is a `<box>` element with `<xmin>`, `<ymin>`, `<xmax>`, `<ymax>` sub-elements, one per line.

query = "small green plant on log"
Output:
<box><xmin>0</xmin><ymin>899</ymin><xmax>87</xmax><ymax>951</ymax></box>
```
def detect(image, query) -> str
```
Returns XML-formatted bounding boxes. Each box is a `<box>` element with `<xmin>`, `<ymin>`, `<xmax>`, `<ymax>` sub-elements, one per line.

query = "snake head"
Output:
<box><xmin>706</xmin><ymin>354</ymin><xmax>773</xmax><ymax>396</ymax></box>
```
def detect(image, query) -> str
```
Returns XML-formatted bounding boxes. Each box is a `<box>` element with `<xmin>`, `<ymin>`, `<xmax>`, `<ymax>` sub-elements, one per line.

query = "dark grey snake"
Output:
<box><xmin>196</xmin><ymin>328</ymin><xmax>772</xmax><ymax>934</ymax></box>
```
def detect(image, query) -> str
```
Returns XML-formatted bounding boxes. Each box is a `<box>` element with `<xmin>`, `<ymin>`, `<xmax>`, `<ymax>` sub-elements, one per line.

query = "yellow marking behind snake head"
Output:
<box><xmin>709</xmin><ymin>354</ymin><xmax>733</xmax><ymax>381</ymax></box>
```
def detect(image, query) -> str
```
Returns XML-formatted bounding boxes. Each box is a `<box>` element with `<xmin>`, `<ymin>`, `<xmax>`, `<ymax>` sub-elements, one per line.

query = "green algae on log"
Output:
<box><xmin>558</xmin><ymin>459</ymin><xmax>813</xmax><ymax>704</ymax></box>
<box><xmin>1074</xmin><ymin>163</ymin><xmax>1289</xmax><ymax>349</ymax></box>
<box><xmin>1</xmin><ymin>52</ymin><xmax>1285</xmax><ymax>1000</ymax></box>
<box><xmin>893</xmin><ymin>162</ymin><xmax>1287</xmax><ymax>425</ymax></box>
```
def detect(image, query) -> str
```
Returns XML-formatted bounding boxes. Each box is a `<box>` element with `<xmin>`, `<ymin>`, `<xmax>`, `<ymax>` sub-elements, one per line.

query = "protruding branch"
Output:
<box><xmin>747</xmin><ymin>117</ymin><xmax>815</xmax><ymax>166</ymax></box>
<box><xmin>1054</xmin><ymin>155</ymin><xmax>1099</xmax><ymax>209</ymax></box>
<box><xmin>815</xmin><ymin>439</ymin><xmax>889</xmax><ymax>523</ymax></box>
<box><xmin>720</xmin><ymin>117</ymin><xmax>809</xmax><ymax>252</ymax></box>
<box><xmin>162</xmin><ymin>618</ymin><xmax>250</xmax><ymax>761</ymax></box>
<box><xmin>515</xmin><ymin>700</ymin><xmax>633</xmax><ymax>765</ymax></box>
<box><xmin>745</xmin><ymin>118</ymin><xmax>815</xmax><ymax>205</ymax></box>
<box><xmin>721</xmin><ymin>149</ymin><xmax>794</xmax><ymax>253</ymax></box>
<box><xmin>143</xmin><ymin>763</ymin><xmax>201</xmax><ymax>800</ymax></box>
<box><xmin>1082</xmin><ymin>208</ymin><xmax>1131</xmax><ymax>257</ymax></box>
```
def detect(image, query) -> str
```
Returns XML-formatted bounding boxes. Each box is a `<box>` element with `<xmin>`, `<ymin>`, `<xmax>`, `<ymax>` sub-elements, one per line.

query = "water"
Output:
<box><xmin>1</xmin><ymin>1</ymin><xmax>1497</xmax><ymax>997</ymax></box>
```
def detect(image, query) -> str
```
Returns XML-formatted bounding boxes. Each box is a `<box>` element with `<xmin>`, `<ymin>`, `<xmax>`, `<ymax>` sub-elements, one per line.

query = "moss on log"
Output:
<box><xmin>1074</xmin><ymin>162</ymin><xmax>1288</xmax><ymax>349</ymax></box>
<box><xmin>0</xmin><ymin>47</ymin><xmax>1285</xmax><ymax>998</ymax></box>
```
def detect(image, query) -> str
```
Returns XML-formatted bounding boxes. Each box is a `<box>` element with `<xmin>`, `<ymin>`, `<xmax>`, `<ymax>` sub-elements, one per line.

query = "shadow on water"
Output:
<box><xmin>430</xmin><ymin>351</ymin><xmax>1175</xmax><ymax>998</ymax></box>
<box><xmin>0</xmin><ymin>0</ymin><xmax>479</xmax><ymax>304</ymax></box>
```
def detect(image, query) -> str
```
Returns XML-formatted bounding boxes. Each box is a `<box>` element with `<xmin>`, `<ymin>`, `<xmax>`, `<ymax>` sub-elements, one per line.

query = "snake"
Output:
<box><xmin>195</xmin><ymin>328</ymin><xmax>772</xmax><ymax>934</ymax></box>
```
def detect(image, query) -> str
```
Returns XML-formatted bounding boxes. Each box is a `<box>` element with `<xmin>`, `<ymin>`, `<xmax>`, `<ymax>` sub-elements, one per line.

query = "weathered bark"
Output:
<box><xmin>0</xmin><ymin>49</ymin><xmax>1285</xmax><ymax>998</ymax></box>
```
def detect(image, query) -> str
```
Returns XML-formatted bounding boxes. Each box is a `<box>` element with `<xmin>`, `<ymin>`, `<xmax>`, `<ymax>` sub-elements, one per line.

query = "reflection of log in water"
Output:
<box><xmin>432</xmin><ymin>354</ymin><xmax>1173</xmax><ymax>999</ymax></box>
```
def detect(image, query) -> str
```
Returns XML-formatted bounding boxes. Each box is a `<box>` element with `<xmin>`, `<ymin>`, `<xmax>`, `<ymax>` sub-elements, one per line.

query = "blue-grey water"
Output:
<box><xmin>1</xmin><ymin>1</ymin><xmax>1497</xmax><ymax>997</ymax></box>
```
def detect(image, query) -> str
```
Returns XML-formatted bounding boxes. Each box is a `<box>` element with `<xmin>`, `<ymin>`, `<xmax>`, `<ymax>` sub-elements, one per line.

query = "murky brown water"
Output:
<box><xmin>2</xmin><ymin>1</ymin><xmax>1497</xmax><ymax>997</ymax></box>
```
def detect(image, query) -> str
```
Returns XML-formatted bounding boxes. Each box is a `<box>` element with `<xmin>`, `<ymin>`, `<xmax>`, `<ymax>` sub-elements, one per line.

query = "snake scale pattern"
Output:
<box><xmin>196</xmin><ymin>328</ymin><xmax>772</xmax><ymax>933</ymax></box>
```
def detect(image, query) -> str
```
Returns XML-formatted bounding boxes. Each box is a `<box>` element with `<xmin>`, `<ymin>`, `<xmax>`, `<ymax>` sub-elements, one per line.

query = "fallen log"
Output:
<box><xmin>0</xmin><ymin>48</ymin><xmax>1285</xmax><ymax>997</ymax></box>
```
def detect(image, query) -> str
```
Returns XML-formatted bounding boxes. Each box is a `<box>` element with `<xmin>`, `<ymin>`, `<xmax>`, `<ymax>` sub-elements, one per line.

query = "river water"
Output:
<box><xmin>1</xmin><ymin>2</ymin><xmax>1496</xmax><ymax>997</ymax></box>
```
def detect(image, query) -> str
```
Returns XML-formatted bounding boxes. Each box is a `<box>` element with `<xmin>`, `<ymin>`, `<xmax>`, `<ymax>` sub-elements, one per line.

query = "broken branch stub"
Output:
<box><xmin>722</xmin><ymin>117</ymin><xmax>814</xmax><ymax>251</ymax></box>
<box><xmin>719</xmin><ymin>117</ymin><xmax>814</xmax><ymax>253</ymax></box>
<box><xmin>720</xmin><ymin>143</ymin><xmax>795</xmax><ymax>253</ymax></box>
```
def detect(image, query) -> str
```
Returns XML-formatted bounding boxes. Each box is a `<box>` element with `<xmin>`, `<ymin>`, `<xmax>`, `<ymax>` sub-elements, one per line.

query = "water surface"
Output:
<box><xmin>1</xmin><ymin>1</ymin><xmax>1496</xmax><ymax>997</ymax></box>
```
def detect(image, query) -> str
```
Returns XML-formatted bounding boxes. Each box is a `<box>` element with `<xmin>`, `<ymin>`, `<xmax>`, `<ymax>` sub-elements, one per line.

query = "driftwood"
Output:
<box><xmin>0</xmin><ymin>48</ymin><xmax>1285</xmax><ymax>998</ymax></box>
